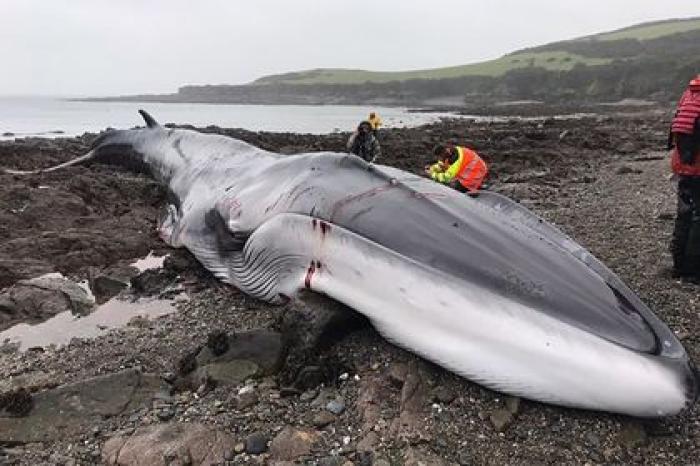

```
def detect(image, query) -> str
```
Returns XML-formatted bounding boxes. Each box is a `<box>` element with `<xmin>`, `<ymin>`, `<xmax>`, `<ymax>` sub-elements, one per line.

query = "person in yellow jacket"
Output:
<box><xmin>425</xmin><ymin>144</ymin><xmax>488</xmax><ymax>193</ymax></box>
<box><xmin>368</xmin><ymin>112</ymin><xmax>382</xmax><ymax>135</ymax></box>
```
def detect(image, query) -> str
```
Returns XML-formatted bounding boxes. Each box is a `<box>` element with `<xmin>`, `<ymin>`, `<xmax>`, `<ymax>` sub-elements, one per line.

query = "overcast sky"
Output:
<box><xmin>2</xmin><ymin>0</ymin><xmax>700</xmax><ymax>97</ymax></box>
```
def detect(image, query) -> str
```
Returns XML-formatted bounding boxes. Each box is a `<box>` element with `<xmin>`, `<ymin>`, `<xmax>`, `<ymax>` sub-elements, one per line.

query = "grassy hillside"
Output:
<box><xmin>252</xmin><ymin>17</ymin><xmax>700</xmax><ymax>86</ymax></box>
<box><xmin>590</xmin><ymin>17</ymin><xmax>700</xmax><ymax>41</ymax></box>
<box><xmin>254</xmin><ymin>51</ymin><xmax>610</xmax><ymax>85</ymax></box>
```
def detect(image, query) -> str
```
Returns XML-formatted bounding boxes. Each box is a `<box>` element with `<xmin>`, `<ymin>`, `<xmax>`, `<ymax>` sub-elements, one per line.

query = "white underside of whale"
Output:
<box><xmin>171</xmin><ymin>210</ymin><xmax>687</xmax><ymax>417</ymax></box>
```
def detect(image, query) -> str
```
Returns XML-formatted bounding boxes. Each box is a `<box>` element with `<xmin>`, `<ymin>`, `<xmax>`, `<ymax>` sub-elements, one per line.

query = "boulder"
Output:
<box><xmin>89</xmin><ymin>265</ymin><xmax>140</xmax><ymax>303</ymax></box>
<box><xmin>176</xmin><ymin>330</ymin><xmax>285</xmax><ymax>389</ymax></box>
<box><xmin>103</xmin><ymin>423</ymin><xmax>236</xmax><ymax>465</ymax></box>
<box><xmin>269</xmin><ymin>426</ymin><xmax>318</xmax><ymax>461</ymax></box>
<box><xmin>0</xmin><ymin>369</ymin><xmax>166</xmax><ymax>444</ymax></box>
<box><xmin>0</xmin><ymin>274</ymin><xmax>94</xmax><ymax>331</ymax></box>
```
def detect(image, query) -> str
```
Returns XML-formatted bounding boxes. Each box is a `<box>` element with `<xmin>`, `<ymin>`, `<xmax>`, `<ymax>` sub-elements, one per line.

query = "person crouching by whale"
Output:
<box><xmin>669</xmin><ymin>74</ymin><xmax>700</xmax><ymax>281</ymax></box>
<box><xmin>347</xmin><ymin>121</ymin><xmax>381</xmax><ymax>163</ymax></box>
<box><xmin>425</xmin><ymin>144</ymin><xmax>488</xmax><ymax>193</ymax></box>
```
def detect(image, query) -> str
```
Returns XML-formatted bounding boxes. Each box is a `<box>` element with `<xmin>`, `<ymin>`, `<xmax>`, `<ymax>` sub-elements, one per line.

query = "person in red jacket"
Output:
<box><xmin>669</xmin><ymin>74</ymin><xmax>700</xmax><ymax>280</ymax></box>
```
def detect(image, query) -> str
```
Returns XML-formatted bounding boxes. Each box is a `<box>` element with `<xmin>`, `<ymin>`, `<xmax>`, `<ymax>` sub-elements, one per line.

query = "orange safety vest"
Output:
<box><xmin>454</xmin><ymin>146</ymin><xmax>488</xmax><ymax>192</ymax></box>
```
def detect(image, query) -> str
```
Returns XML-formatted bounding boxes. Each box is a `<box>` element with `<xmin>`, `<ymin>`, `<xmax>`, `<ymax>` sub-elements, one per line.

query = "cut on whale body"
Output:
<box><xmin>4</xmin><ymin>110</ymin><xmax>695</xmax><ymax>417</ymax></box>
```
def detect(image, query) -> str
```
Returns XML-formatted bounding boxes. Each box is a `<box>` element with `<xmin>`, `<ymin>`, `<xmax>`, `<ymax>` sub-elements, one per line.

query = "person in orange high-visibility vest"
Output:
<box><xmin>425</xmin><ymin>144</ymin><xmax>488</xmax><ymax>193</ymax></box>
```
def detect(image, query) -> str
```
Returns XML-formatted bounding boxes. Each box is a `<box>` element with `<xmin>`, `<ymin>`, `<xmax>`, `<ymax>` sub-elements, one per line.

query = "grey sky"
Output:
<box><xmin>2</xmin><ymin>0</ymin><xmax>700</xmax><ymax>97</ymax></box>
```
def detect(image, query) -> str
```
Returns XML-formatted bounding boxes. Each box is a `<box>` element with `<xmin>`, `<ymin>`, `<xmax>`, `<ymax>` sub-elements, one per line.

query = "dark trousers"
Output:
<box><xmin>671</xmin><ymin>176</ymin><xmax>700</xmax><ymax>276</ymax></box>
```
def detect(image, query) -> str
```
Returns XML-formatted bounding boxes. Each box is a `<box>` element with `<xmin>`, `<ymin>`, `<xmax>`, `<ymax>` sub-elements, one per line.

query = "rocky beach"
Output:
<box><xmin>1</xmin><ymin>110</ymin><xmax>699</xmax><ymax>465</ymax></box>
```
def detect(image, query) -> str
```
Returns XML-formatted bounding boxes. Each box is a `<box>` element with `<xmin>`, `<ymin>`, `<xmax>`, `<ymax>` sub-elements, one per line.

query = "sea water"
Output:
<box><xmin>0</xmin><ymin>96</ymin><xmax>459</xmax><ymax>139</ymax></box>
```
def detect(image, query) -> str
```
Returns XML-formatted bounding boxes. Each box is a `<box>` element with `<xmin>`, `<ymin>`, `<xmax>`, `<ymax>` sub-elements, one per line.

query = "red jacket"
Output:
<box><xmin>671</xmin><ymin>77</ymin><xmax>700</xmax><ymax>176</ymax></box>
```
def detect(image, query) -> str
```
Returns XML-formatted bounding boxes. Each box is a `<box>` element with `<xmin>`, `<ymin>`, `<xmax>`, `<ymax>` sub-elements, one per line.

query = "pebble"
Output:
<box><xmin>312</xmin><ymin>411</ymin><xmax>336</xmax><ymax>428</ymax></box>
<box><xmin>490</xmin><ymin>409</ymin><xmax>514</xmax><ymax>432</ymax></box>
<box><xmin>245</xmin><ymin>431</ymin><xmax>269</xmax><ymax>454</ymax></box>
<box><xmin>156</xmin><ymin>407</ymin><xmax>176</xmax><ymax>421</ymax></box>
<box><xmin>300</xmin><ymin>389</ymin><xmax>318</xmax><ymax>402</ymax></box>
<box><xmin>326</xmin><ymin>398</ymin><xmax>346</xmax><ymax>415</ymax></box>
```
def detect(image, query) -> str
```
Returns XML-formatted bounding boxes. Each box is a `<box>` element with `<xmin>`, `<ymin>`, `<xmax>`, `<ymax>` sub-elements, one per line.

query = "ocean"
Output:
<box><xmin>0</xmin><ymin>97</ymin><xmax>459</xmax><ymax>140</ymax></box>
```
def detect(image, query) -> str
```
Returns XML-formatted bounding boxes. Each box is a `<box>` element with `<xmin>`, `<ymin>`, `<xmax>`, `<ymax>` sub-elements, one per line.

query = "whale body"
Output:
<box><xmin>9</xmin><ymin>111</ymin><xmax>696</xmax><ymax>417</ymax></box>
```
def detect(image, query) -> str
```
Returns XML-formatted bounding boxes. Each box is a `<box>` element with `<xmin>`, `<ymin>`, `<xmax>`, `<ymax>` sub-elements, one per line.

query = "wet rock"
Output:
<box><xmin>269</xmin><ymin>426</ymin><xmax>318</xmax><ymax>461</ymax></box>
<box><xmin>490</xmin><ymin>409</ymin><xmax>514</xmax><ymax>432</ymax></box>
<box><xmin>0</xmin><ymin>274</ymin><xmax>94</xmax><ymax>331</ymax></box>
<box><xmin>102</xmin><ymin>423</ymin><xmax>236</xmax><ymax>465</ymax></box>
<box><xmin>0</xmin><ymin>369</ymin><xmax>166</xmax><ymax>444</ymax></box>
<box><xmin>245</xmin><ymin>431</ymin><xmax>269</xmax><ymax>454</ymax></box>
<box><xmin>618</xmin><ymin>422</ymin><xmax>648</xmax><ymax>449</ymax></box>
<box><xmin>89</xmin><ymin>265</ymin><xmax>139</xmax><ymax>303</ymax></box>
<box><xmin>130</xmin><ymin>268</ymin><xmax>177</xmax><ymax>296</ymax></box>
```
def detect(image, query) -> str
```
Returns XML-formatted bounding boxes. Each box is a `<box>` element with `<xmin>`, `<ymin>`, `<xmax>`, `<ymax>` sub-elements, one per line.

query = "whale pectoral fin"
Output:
<box><xmin>204</xmin><ymin>208</ymin><xmax>248</xmax><ymax>256</ymax></box>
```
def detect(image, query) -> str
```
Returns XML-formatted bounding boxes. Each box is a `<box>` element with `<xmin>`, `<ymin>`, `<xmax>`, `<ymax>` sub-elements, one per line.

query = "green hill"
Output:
<box><xmin>252</xmin><ymin>17</ymin><xmax>700</xmax><ymax>86</ymax></box>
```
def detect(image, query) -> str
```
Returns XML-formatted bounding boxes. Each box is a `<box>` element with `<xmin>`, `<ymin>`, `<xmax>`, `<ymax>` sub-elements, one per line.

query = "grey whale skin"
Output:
<box><xmin>14</xmin><ymin>110</ymin><xmax>697</xmax><ymax>417</ymax></box>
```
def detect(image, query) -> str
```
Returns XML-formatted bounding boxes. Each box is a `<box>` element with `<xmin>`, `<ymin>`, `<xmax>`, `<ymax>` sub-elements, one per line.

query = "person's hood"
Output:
<box><xmin>689</xmin><ymin>75</ymin><xmax>700</xmax><ymax>92</ymax></box>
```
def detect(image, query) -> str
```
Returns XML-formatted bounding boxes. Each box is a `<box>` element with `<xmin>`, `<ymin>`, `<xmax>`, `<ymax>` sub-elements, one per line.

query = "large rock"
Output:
<box><xmin>0</xmin><ymin>258</ymin><xmax>55</xmax><ymax>290</ymax></box>
<box><xmin>269</xmin><ymin>426</ymin><xmax>318</xmax><ymax>461</ymax></box>
<box><xmin>0</xmin><ymin>274</ymin><xmax>94</xmax><ymax>331</ymax></box>
<box><xmin>103</xmin><ymin>423</ymin><xmax>236</xmax><ymax>465</ymax></box>
<box><xmin>89</xmin><ymin>265</ymin><xmax>140</xmax><ymax>303</ymax></box>
<box><xmin>0</xmin><ymin>369</ymin><xmax>166</xmax><ymax>444</ymax></box>
<box><xmin>390</xmin><ymin>361</ymin><xmax>432</xmax><ymax>443</ymax></box>
<box><xmin>177</xmin><ymin>330</ymin><xmax>285</xmax><ymax>389</ymax></box>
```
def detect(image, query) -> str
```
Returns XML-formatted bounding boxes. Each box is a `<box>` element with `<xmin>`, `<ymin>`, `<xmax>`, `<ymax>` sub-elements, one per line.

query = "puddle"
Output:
<box><xmin>131</xmin><ymin>251</ymin><xmax>168</xmax><ymax>272</ymax></box>
<box><xmin>0</xmin><ymin>295</ymin><xmax>184</xmax><ymax>351</ymax></box>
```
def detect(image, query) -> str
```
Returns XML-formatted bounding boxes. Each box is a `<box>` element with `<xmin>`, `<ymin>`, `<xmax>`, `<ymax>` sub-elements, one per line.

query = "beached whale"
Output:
<box><xmin>6</xmin><ymin>110</ymin><xmax>696</xmax><ymax>417</ymax></box>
